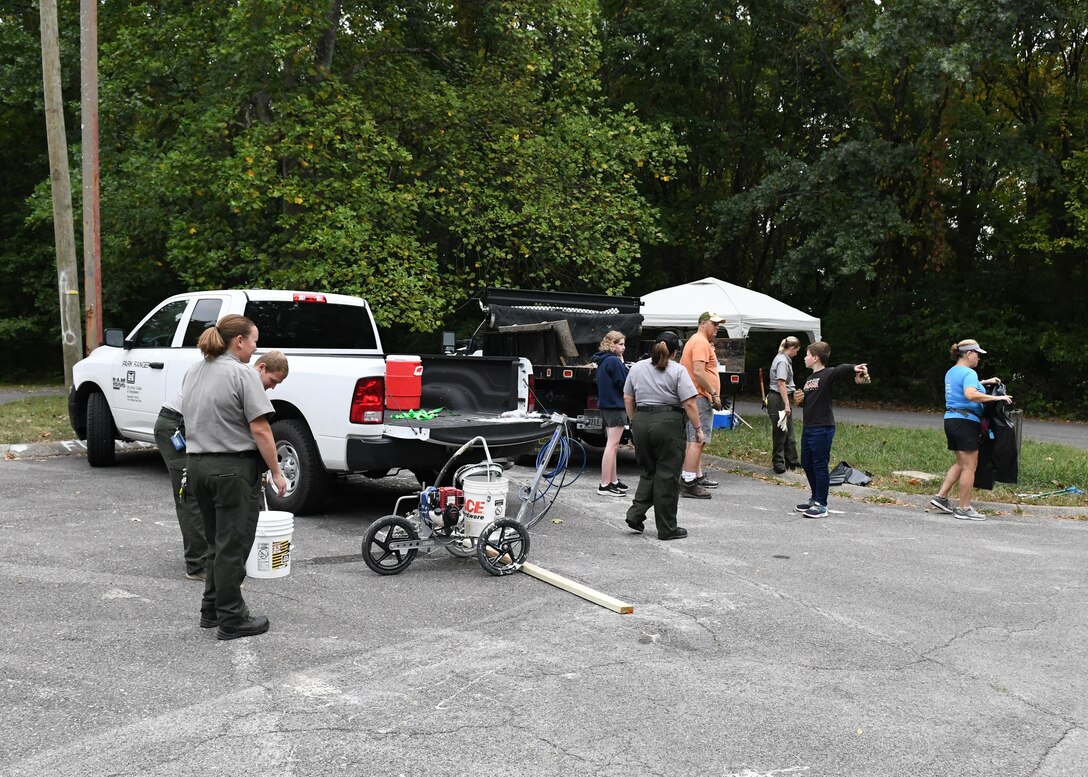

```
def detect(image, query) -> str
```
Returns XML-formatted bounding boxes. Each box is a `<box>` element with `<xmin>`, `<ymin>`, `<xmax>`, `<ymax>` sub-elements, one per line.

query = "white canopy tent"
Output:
<box><xmin>640</xmin><ymin>276</ymin><xmax>821</xmax><ymax>343</ymax></box>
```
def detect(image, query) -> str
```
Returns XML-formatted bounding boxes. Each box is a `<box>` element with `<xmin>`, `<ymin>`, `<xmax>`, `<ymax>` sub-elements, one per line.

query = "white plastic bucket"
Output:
<box><xmin>462</xmin><ymin>475</ymin><xmax>508</xmax><ymax>537</ymax></box>
<box><xmin>245</xmin><ymin>510</ymin><xmax>294</xmax><ymax>578</ymax></box>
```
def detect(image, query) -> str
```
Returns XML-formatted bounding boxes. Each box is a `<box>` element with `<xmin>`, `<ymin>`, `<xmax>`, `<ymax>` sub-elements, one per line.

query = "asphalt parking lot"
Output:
<box><xmin>2</xmin><ymin>446</ymin><xmax>1086</xmax><ymax>777</ymax></box>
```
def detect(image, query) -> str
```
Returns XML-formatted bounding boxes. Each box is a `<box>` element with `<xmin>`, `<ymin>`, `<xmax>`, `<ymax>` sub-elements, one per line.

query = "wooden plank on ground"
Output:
<box><xmin>519</xmin><ymin>561</ymin><xmax>634</xmax><ymax>614</ymax></box>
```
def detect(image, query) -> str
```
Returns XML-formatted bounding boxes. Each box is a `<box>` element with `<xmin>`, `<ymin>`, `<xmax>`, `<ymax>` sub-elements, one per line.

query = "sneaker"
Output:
<box><xmin>802</xmin><ymin>503</ymin><xmax>828</xmax><ymax>519</ymax></box>
<box><xmin>695</xmin><ymin>475</ymin><xmax>718</xmax><ymax>489</ymax></box>
<box><xmin>597</xmin><ymin>483</ymin><xmax>625</xmax><ymax>497</ymax></box>
<box><xmin>953</xmin><ymin>506</ymin><xmax>986</xmax><ymax>521</ymax></box>
<box><xmin>930</xmin><ymin>495</ymin><xmax>954</xmax><ymax>514</ymax></box>
<box><xmin>612</xmin><ymin>480</ymin><xmax>630</xmax><ymax>493</ymax></box>
<box><xmin>680</xmin><ymin>480</ymin><xmax>712</xmax><ymax>499</ymax></box>
<box><xmin>795</xmin><ymin>498</ymin><xmax>815</xmax><ymax>512</ymax></box>
<box><xmin>185</xmin><ymin>570</ymin><xmax>206</xmax><ymax>581</ymax></box>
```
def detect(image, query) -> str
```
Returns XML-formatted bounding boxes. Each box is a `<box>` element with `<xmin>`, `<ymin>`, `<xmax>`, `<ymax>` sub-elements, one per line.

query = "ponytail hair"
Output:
<box><xmin>650</xmin><ymin>342</ymin><xmax>671</xmax><ymax>370</ymax></box>
<box><xmin>779</xmin><ymin>336</ymin><xmax>801</xmax><ymax>353</ymax></box>
<box><xmin>197</xmin><ymin>314</ymin><xmax>255</xmax><ymax>360</ymax></box>
<box><xmin>651</xmin><ymin>330</ymin><xmax>681</xmax><ymax>371</ymax></box>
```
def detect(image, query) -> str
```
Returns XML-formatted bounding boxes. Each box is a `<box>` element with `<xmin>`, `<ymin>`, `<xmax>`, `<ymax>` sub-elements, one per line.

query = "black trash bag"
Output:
<box><xmin>976</xmin><ymin>381</ymin><xmax>1019</xmax><ymax>489</ymax></box>
<box><xmin>828</xmin><ymin>460</ymin><xmax>873</xmax><ymax>487</ymax></box>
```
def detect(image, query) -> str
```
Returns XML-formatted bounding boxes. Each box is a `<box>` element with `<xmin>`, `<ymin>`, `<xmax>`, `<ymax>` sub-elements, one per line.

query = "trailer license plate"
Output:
<box><xmin>576</xmin><ymin>414</ymin><xmax>601</xmax><ymax>430</ymax></box>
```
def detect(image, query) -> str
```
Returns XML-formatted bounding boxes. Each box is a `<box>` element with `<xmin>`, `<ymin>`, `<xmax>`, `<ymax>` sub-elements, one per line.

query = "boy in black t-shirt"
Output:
<box><xmin>793</xmin><ymin>342</ymin><xmax>869</xmax><ymax>518</ymax></box>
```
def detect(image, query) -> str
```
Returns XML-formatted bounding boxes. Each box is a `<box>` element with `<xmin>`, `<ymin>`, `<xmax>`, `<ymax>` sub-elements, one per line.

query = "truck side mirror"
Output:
<box><xmin>442</xmin><ymin>330</ymin><xmax>456</xmax><ymax>356</ymax></box>
<box><xmin>104</xmin><ymin>329</ymin><xmax>127</xmax><ymax>348</ymax></box>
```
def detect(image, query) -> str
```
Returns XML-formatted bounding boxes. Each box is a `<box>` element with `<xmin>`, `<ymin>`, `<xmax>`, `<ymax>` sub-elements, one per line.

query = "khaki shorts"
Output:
<box><xmin>685</xmin><ymin>396</ymin><xmax>714</xmax><ymax>443</ymax></box>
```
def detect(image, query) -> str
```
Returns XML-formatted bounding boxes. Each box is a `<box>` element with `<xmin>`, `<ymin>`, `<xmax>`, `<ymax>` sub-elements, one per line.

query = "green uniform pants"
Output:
<box><xmin>626</xmin><ymin>406</ymin><xmax>685</xmax><ymax>536</ymax></box>
<box><xmin>188</xmin><ymin>452</ymin><xmax>262</xmax><ymax>628</ymax></box>
<box><xmin>766</xmin><ymin>392</ymin><xmax>800</xmax><ymax>471</ymax></box>
<box><xmin>153</xmin><ymin>412</ymin><xmax>207</xmax><ymax>575</ymax></box>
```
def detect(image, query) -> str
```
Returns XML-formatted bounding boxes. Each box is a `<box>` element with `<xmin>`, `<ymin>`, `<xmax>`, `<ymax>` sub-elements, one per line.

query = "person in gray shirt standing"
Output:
<box><xmin>154</xmin><ymin>350</ymin><xmax>290</xmax><ymax>581</ymax></box>
<box><xmin>622</xmin><ymin>331</ymin><xmax>703</xmax><ymax>541</ymax></box>
<box><xmin>181</xmin><ymin>315</ymin><xmax>287</xmax><ymax>640</ymax></box>
<box><xmin>767</xmin><ymin>336</ymin><xmax>802</xmax><ymax>474</ymax></box>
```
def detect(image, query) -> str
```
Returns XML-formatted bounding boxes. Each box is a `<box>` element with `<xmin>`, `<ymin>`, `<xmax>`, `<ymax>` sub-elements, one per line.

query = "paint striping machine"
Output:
<box><xmin>361</xmin><ymin>413</ymin><xmax>584</xmax><ymax>577</ymax></box>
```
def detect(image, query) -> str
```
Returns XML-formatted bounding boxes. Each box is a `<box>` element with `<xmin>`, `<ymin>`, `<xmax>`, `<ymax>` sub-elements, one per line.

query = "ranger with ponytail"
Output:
<box><xmin>181</xmin><ymin>314</ymin><xmax>287</xmax><ymax>640</ymax></box>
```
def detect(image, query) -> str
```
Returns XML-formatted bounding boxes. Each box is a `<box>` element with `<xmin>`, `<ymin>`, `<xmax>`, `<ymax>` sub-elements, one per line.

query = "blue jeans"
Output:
<box><xmin>800</xmin><ymin>425</ymin><xmax>836</xmax><ymax>505</ymax></box>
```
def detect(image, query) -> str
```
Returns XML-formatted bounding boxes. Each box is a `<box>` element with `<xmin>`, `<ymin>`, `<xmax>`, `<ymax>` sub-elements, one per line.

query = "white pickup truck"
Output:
<box><xmin>67</xmin><ymin>289</ymin><xmax>548</xmax><ymax>514</ymax></box>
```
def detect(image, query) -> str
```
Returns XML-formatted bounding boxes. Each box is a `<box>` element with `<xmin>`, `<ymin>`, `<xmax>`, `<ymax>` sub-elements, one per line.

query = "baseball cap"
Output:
<box><xmin>655</xmin><ymin>330</ymin><xmax>681</xmax><ymax>352</ymax></box>
<box><xmin>699</xmin><ymin>311</ymin><xmax>726</xmax><ymax>324</ymax></box>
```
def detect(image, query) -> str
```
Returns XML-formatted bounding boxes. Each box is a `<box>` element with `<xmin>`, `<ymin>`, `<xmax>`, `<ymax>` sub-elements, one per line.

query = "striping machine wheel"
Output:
<box><xmin>476</xmin><ymin>519</ymin><xmax>530</xmax><ymax>576</ymax></box>
<box><xmin>362</xmin><ymin>515</ymin><xmax>419</xmax><ymax>575</ymax></box>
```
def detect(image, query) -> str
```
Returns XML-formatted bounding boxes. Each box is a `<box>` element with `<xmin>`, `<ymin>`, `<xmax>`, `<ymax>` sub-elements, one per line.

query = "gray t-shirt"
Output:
<box><xmin>770</xmin><ymin>352</ymin><xmax>795</xmax><ymax>392</ymax></box>
<box><xmin>180</xmin><ymin>352</ymin><xmax>274</xmax><ymax>454</ymax></box>
<box><xmin>623</xmin><ymin>359</ymin><xmax>698</xmax><ymax>407</ymax></box>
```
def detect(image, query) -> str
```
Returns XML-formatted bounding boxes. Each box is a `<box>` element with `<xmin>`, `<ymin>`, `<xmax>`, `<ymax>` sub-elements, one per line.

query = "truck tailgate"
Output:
<box><xmin>346</xmin><ymin>414</ymin><xmax>549</xmax><ymax>472</ymax></box>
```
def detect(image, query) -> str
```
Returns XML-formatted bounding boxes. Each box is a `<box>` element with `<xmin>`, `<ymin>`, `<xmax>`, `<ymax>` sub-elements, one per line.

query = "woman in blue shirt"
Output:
<box><xmin>931</xmin><ymin>340</ymin><xmax>1013</xmax><ymax>521</ymax></box>
<box><xmin>593</xmin><ymin>330</ymin><xmax>631</xmax><ymax>496</ymax></box>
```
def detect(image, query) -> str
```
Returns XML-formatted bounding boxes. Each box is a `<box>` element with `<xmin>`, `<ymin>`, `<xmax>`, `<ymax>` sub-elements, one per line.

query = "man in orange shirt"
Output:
<box><xmin>679</xmin><ymin>312</ymin><xmax>725</xmax><ymax>498</ymax></box>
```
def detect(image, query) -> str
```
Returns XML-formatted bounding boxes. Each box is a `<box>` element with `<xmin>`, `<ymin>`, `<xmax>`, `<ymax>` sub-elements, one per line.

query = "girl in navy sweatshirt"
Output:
<box><xmin>593</xmin><ymin>331</ymin><xmax>631</xmax><ymax>496</ymax></box>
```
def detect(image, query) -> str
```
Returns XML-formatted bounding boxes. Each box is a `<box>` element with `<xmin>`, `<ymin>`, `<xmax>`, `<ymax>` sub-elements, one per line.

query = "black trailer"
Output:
<box><xmin>477</xmin><ymin>288</ymin><xmax>643</xmax><ymax>446</ymax></box>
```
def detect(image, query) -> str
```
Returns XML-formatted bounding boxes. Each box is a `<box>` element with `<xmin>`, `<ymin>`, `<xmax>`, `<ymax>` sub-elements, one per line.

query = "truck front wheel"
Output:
<box><xmin>268</xmin><ymin>419</ymin><xmax>327</xmax><ymax>515</ymax></box>
<box><xmin>86</xmin><ymin>391</ymin><xmax>116</xmax><ymax>467</ymax></box>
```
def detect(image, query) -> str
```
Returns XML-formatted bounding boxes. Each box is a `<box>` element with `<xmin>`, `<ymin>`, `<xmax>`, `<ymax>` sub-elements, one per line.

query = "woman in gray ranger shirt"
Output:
<box><xmin>767</xmin><ymin>336</ymin><xmax>802</xmax><ymax>474</ymax></box>
<box><xmin>181</xmin><ymin>314</ymin><xmax>287</xmax><ymax>640</ymax></box>
<box><xmin>622</xmin><ymin>331</ymin><xmax>704</xmax><ymax>541</ymax></box>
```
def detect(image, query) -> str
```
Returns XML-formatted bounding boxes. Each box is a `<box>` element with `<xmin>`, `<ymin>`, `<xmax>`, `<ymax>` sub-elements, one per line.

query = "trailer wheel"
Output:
<box><xmin>362</xmin><ymin>516</ymin><xmax>419</xmax><ymax>575</ymax></box>
<box><xmin>86</xmin><ymin>391</ymin><xmax>116</xmax><ymax>467</ymax></box>
<box><xmin>476</xmin><ymin>519</ymin><xmax>529</xmax><ymax>576</ymax></box>
<box><xmin>268</xmin><ymin>419</ymin><xmax>328</xmax><ymax>515</ymax></box>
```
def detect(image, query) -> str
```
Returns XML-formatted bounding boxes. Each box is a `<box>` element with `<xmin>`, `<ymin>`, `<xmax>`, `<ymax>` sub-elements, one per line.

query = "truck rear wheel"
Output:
<box><xmin>86</xmin><ymin>391</ymin><xmax>116</xmax><ymax>467</ymax></box>
<box><xmin>268</xmin><ymin>419</ymin><xmax>328</xmax><ymax>515</ymax></box>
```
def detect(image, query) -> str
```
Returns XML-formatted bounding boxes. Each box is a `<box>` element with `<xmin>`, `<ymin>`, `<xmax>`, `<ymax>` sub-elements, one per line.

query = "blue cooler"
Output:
<box><xmin>712</xmin><ymin>410</ymin><xmax>737</xmax><ymax>430</ymax></box>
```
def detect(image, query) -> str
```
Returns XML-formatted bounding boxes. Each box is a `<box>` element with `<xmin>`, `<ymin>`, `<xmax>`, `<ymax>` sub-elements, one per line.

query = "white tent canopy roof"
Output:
<box><xmin>640</xmin><ymin>276</ymin><xmax>821</xmax><ymax>343</ymax></box>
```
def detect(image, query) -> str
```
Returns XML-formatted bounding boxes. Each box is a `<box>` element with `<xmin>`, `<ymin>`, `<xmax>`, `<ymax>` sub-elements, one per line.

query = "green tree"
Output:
<box><xmin>602</xmin><ymin>0</ymin><xmax>1088</xmax><ymax>413</ymax></box>
<box><xmin>94</xmin><ymin>0</ymin><xmax>678</xmax><ymax>330</ymax></box>
<box><xmin>0</xmin><ymin>0</ymin><xmax>85</xmax><ymax>378</ymax></box>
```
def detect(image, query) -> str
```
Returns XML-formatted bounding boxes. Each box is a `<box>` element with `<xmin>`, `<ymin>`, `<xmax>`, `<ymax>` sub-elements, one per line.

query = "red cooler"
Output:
<box><xmin>385</xmin><ymin>355</ymin><xmax>423</xmax><ymax>410</ymax></box>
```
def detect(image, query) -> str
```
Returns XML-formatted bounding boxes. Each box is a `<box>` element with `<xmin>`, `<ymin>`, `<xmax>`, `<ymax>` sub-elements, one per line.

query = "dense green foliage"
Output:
<box><xmin>602</xmin><ymin>0</ymin><xmax>1088</xmax><ymax>415</ymax></box>
<box><xmin>2</xmin><ymin>1</ymin><xmax>1087</xmax><ymax>414</ymax></box>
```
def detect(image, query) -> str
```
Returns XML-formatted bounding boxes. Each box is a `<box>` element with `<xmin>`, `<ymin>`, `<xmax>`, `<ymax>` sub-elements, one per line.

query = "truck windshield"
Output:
<box><xmin>245</xmin><ymin>300</ymin><xmax>378</xmax><ymax>350</ymax></box>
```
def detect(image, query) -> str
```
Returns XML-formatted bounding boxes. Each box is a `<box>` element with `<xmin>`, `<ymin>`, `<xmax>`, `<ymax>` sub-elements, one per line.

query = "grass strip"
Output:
<box><xmin>4</xmin><ymin>393</ymin><xmax>1088</xmax><ymax>510</ymax></box>
<box><xmin>707</xmin><ymin>414</ymin><xmax>1088</xmax><ymax>509</ymax></box>
<box><xmin>0</xmin><ymin>395</ymin><xmax>72</xmax><ymax>445</ymax></box>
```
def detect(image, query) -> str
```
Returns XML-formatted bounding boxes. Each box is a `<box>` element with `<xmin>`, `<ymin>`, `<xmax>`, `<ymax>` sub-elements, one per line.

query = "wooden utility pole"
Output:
<box><xmin>40</xmin><ymin>0</ymin><xmax>84</xmax><ymax>385</ymax></box>
<box><xmin>81</xmin><ymin>0</ymin><xmax>103</xmax><ymax>351</ymax></box>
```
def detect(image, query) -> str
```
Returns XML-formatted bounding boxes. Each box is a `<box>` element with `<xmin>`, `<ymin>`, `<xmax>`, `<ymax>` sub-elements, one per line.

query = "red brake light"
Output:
<box><xmin>350</xmin><ymin>377</ymin><xmax>384</xmax><ymax>423</ymax></box>
<box><xmin>527</xmin><ymin>374</ymin><xmax>535</xmax><ymax>412</ymax></box>
<box><xmin>293</xmin><ymin>293</ymin><xmax>327</xmax><ymax>303</ymax></box>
